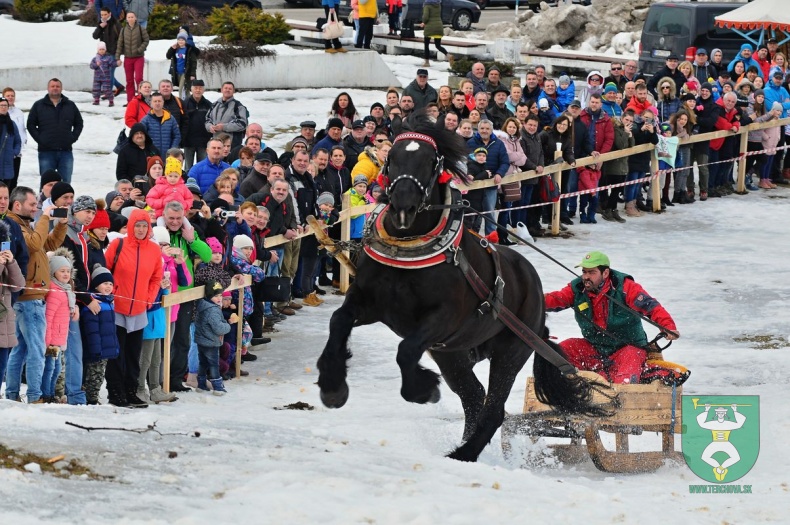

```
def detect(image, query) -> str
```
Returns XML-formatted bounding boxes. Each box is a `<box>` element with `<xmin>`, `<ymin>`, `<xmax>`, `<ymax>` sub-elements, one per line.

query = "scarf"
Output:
<box><xmin>51</xmin><ymin>278</ymin><xmax>76</xmax><ymax>311</ymax></box>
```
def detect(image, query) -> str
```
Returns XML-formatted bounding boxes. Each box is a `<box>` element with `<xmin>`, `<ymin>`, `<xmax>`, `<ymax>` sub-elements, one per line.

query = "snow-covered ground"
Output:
<box><xmin>1</xmin><ymin>15</ymin><xmax>789</xmax><ymax>525</ymax></box>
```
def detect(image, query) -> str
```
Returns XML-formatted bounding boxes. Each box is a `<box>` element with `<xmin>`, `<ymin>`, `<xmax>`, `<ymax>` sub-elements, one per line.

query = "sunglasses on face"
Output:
<box><xmin>662</xmin><ymin>86</ymin><xmax>671</xmax><ymax>89</ymax></box>
<box><xmin>611</xmin><ymin>67</ymin><xmax>622</xmax><ymax>71</ymax></box>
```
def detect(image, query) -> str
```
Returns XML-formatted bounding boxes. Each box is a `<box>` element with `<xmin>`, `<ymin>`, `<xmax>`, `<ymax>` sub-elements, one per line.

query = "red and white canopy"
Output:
<box><xmin>715</xmin><ymin>0</ymin><xmax>790</xmax><ymax>31</ymax></box>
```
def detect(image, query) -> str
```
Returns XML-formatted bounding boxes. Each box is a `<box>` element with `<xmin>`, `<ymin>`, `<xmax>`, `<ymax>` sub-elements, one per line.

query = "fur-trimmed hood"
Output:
<box><xmin>657</xmin><ymin>76</ymin><xmax>677</xmax><ymax>99</ymax></box>
<box><xmin>49</xmin><ymin>246</ymin><xmax>78</xmax><ymax>282</ymax></box>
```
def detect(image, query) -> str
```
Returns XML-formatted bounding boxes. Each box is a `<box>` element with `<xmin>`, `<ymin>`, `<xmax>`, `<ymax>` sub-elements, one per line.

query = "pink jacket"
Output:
<box><xmin>45</xmin><ymin>283</ymin><xmax>71</xmax><ymax>347</ymax></box>
<box><xmin>146</xmin><ymin>176</ymin><xmax>193</xmax><ymax>217</ymax></box>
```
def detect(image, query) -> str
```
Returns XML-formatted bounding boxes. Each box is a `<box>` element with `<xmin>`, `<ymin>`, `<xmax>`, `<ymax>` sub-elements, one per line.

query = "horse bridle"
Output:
<box><xmin>383</xmin><ymin>132</ymin><xmax>445</xmax><ymax>210</ymax></box>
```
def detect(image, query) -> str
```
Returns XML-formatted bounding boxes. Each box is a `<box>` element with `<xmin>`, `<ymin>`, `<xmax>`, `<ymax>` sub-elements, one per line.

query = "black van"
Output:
<box><xmin>638</xmin><ymin>1</ymin><xmax>750</xmax><ymax>76</ymax></box>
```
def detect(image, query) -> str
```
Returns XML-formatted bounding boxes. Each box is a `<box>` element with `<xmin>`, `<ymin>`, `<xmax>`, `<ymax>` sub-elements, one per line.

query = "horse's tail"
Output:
<box><xmin>532</xmin><ymin>330</ymin><xmax>617</xmax><ymax>417</ymax></box>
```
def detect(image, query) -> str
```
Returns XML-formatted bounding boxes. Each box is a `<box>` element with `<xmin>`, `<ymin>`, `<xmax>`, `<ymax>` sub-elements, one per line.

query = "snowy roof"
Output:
<box><xmin>714</xmin><ymin>0</ymin><xmax>790</xmax><ymax>31</ymax></box>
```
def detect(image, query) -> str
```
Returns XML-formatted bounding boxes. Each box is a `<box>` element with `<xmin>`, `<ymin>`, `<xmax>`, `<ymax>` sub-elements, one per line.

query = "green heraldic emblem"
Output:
<box><xmin>682</xmin><ymin>395</ymin><xmax>760</xmax><ymax>483</ymax></box>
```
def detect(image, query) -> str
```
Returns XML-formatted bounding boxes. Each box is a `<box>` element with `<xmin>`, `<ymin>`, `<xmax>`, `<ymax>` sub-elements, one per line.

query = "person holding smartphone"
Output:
<box><xmin>5</xmin><ymin>186</ymin><xmax>68</xmax><ymax>403</ymax></box>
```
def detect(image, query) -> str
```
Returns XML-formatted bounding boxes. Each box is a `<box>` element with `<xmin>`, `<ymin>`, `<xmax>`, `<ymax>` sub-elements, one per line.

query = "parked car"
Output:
<box><xmin>159</xmin><ymin>0</ymin><xmax>264</xmax><ymax>13</ymax></box>
<box><xmin>337</xmin><ymin>0</ymin><xmax>482</xmax><ymax>32</ymax></box>
<box><xmin>0</xmin><ymin>0</ymin><xmax>13</xmax><ymax>13</ymax></box>
<box><xmin>638</xmin><ymin>1</ymin><xmax>749</xmax><ymax>77</ymax></box>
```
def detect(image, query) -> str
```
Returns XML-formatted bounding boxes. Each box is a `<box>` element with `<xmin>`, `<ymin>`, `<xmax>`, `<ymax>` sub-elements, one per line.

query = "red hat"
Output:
<box><xmin>88</xmin><ymin>208</ymin><xmax>111</xmax><ymax>230</ymax></box>
<box><xmin>146</xmin><ymin>156</ymin><xmax>164</xmax><ymax>174</ymax></box>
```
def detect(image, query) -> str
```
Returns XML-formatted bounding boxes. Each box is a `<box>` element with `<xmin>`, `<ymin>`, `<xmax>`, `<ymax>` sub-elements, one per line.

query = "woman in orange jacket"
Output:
<box><xmin>104</xmin><ymin>208</ymin><xmax>164</xmax><ymax>407</ymax></box>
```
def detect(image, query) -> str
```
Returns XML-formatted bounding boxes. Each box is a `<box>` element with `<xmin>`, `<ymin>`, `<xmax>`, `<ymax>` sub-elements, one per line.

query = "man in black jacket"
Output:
<box><xmin>646</xmin><ymin>54</ymin><xmax>687</xmax><ymax>99</ymax></box>
<box><xmin>518</xmin><ymin>115</ymin><xmax>545</xmax><ymax>237</ymax></box>
<box><xmin>27</xmin><ymin>79</ymin><xmax>84</xmax><ymax>184</ymax></box>
<box><xmin>182</xmin><ymin>79</ymin><xmax>213</xmax><ymax>171</ymax></box>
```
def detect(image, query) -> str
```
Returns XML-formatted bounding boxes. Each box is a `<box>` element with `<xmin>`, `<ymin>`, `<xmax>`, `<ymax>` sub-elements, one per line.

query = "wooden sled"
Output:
<box><xmin>501</xmin><ymin>371</ymin><xmax>683</xmax><ymax>473</ymax></box>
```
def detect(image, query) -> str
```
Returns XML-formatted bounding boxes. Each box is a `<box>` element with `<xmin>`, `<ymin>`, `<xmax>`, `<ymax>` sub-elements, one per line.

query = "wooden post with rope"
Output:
<box><xmin>736</xmin><ymin>131</ymin><xmax>749</xmax><ymax>193</ymax></box>
<box><xmin>551</xmin><ymin>149</ymin><xmax>563</xmax><ymax>236</ymax></box>
<box><xmin>651</xmin><ymin>154</ymin><xmax>661</xmax><ymax>213</ymax></box>
<box><xmin>339</xmin><ymin>193</ymin><xmax>352</xmax><ymax>293</ymax></box>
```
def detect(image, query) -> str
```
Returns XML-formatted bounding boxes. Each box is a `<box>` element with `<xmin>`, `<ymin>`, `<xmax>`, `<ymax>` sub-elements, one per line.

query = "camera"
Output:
<box><xmin>220</xmin><ymin>210</ymin><xmax>236</xmax><ymax>219</ymax></box>
<box><xmin>51</xmin><ymin>208</ymin><xmax>68</xmax><ymax>219</ymax></box>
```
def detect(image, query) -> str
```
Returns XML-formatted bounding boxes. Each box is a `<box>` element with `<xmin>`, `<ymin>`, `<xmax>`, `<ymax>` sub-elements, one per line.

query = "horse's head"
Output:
<box><xmin>382</xmin><ymin>112</ymin><xmax>468</xmax><ymax>231</ymax></box>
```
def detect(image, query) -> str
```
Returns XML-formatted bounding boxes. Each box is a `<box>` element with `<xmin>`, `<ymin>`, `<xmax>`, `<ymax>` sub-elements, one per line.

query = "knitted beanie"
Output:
<box><xmin>204</xmin><ymin>280</ymin><xmax>224</xmax><ymax>299</ymax></box>
<box><xmin>49</xmin><ymin>255</ymin><xmax>72</xmax><ymax>277</ymax></box>
<box><xmin>71</xmin><ymin>195</ymin><xmax>97</xmax><ymax>215</ymax></box>
<box><xmin>39</xmin><ymin>169</ymin><xmax>62</xmax><ymax>189</ymax></box>
<box><xmin>316</xmin><ymin>192</ymin><xmax>335</xmax><ymax>207</ymax></box>
<box><xmin>233</xmin><ymin>234</ymin><xmax>254</xmax><ymax>250</ymax></box>
<box><xmin>165</xmin><ymin>157</ymin><xmax>183</xmax><ymax>175</ymax></box>
<box><xmin>91</xmin><ymin>263</ymin><xmax>114</xmax><ymax>288</ymax></box>
<box><xmin>206</xmin><ymin>237</ymin><xmax>224</xmax><ymax>254</ymax></box>
<box><xmin>147</xmin><ymin>156</ymin><xmax>164</xmax><ymax>174</ymax></box>
<box><xmin>177</xmin><ymin>30</ymin><xmax>189</xmax><ymax>41</ymax></box>
<box><xmin>88</xmin><ymin>208</ymin><xmax>110</xmax><ymax>230</ymax></box>
<box><xmin>50</xmin><ymin>182</ymin><xmax>75</xmax><ymax>203</ymax></box>
<box><xmin>152</xmin><ymin>226</ymin><xmax>171</xmax><ymax>245</ymax></box>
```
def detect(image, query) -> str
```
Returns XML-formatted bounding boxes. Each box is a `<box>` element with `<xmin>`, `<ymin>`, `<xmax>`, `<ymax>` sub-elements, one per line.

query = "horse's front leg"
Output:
<box><xmin>397</xmin><ymin>333</ymin><xmax>442</xmax><ymax>404</ymax></box>
<box><xmin>317</xmin><ymin>287</ymin><xmax>363</xmax><ymax>408</ymax></box>
<box><xmin>448</xmin><ymin>332</ymin><xmax>530</xmax><ymax>462</ymax></box>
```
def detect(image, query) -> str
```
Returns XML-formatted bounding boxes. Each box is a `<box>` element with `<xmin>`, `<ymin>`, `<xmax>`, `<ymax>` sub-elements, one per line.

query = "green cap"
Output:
<box><xmin>576</xmin><ymin>251</ymin><xmax>610</xmax><ymax>268</ymax></box>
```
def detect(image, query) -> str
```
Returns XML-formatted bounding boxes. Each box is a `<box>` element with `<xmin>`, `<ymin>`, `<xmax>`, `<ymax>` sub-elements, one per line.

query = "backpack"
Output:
<box><xmin>538</xmin><ymin>175</ymin><xmax>560</xmax><ymax>203</ymax></box>
<box><xmin>400</xmin><ymin>19</ymin><xmax>415</xmax><ymax>39</ymax></box>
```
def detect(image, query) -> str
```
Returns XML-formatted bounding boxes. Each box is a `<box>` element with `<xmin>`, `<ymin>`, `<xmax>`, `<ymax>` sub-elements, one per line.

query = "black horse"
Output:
<box><xmin>317</xmin><ymin>113</ymin><xmax>604</xmax><ymax>462</ymax></box>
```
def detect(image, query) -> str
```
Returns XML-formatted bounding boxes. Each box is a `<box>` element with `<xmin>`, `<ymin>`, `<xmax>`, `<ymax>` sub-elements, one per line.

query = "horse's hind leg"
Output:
<box><xmin>431</xmin><ymin>350</ymin><xmax>486</xmax><ymax>441</ymax></box>
<box><xmin>397</xmin><ymin>334</ymin><xmax>442</xmax><ymax>404</ymax></box>
<box><xmin>317</xmin><ymin>288</ymin><xmax>363</xmax><ymax>408</ymax></box>
<box><xmin>448</xmin><ymin>334</ymin><xmax>530</xmax><ymax>462</ymax></box>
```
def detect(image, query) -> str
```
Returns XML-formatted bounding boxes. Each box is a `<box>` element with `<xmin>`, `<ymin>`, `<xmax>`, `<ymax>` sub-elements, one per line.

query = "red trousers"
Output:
<box><xmin>558</xmin><ymin>338</ymin><xmax>646</xmax><ymax>384</ymax></box>
<box><xmin>123</xmin><ymin>56</ymin><xmax>145</xmax><ymax>103</ymax></box>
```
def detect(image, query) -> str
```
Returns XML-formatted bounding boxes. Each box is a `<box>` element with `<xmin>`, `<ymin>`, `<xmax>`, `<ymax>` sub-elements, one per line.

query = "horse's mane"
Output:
<box><xmin>399</xmin><ymin>111</ymin><xmax>470</xmax><ymax>180</ymax></box>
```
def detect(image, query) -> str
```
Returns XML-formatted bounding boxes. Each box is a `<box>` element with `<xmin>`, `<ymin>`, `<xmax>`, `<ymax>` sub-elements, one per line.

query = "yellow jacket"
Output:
<box><xmin>352</xmin><ymin>147</ymin><xmax>384</xmax><ymax>184</ymax></box>
<box><xmin>358</xmin><ymin>0</ymin><xmax>378</xmax><ymax>18</ymax></box>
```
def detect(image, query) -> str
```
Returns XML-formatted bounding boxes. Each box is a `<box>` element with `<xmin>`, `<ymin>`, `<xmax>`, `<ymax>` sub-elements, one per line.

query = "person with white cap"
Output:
<box><xmin>545</xmin><ymin>251</ymin><xmax>679</xmax><ymax>384</ymax></box>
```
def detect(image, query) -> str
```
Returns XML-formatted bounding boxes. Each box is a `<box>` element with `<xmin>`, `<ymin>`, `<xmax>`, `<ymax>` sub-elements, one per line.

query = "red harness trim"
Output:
<box><xmin>363</xmin><ymin>204</ymin><xmax>463</xmax><ymax>269</ymax></box>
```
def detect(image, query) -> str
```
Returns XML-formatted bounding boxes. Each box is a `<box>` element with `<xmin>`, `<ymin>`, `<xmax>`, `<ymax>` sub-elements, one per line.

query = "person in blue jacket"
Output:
<box><xmin>80</xmin><ymin>264</ymin><xmax>120</xmax><ymax>406</ymax></box>
<box><xmin>188</xmin><ymin>138</ymin><xmax>230</xmax><ymax>193</ymax></box>
<box><xmin>728</xmin><ymin>43</ymin><xmax>764</xmax><ymax>79</ymax></box>
<box><xmin>466</xmin><ymin>119</ymin><xmax>510</xmax><ymax>236</ymax></box>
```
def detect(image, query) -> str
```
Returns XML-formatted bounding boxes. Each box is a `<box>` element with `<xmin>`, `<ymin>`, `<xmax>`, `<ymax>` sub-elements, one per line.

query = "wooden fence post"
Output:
<box><xmin>236</xmin><ymin>293</ymin><xmax>243</xmax><ymax>379</ymax></box>
<box><xmin>340</xmin><ymin>193</ymin><xmax>351</xmax><ymax>293</ymax></box>
<box><xmin>651</xmin><ymin>155</ymin><xmax>661</xmax><ymax>212</ymax></box>
<box><xmin>737</xmin><ymin>131</ymin><xmax>748</xmax><ymax>193</ymax></box>
<box><xmin>551</xmin><ymin>150</ymin><xmax>563</xmax><ymax>236</ymax></box>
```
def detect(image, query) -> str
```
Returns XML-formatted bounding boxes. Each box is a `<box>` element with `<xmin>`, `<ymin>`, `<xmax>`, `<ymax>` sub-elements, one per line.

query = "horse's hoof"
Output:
<box><xmin>401</xmin><ymin>385</ymin><xmax>441</xmax><ymax>404</ymax></box>
<box><xmin>447</xmin><ymin>446</ymin><xmax>478</xmax><ymax>462</ymax></box>
<box><xmin>426</xmin><ymin>387</ymin><xmax>441</xmax><ymax>404</ymax></box>
<box><xmin>320</xmin><ymin>382</ymin><xmax>349</xmax><ymax>408</ymax></box>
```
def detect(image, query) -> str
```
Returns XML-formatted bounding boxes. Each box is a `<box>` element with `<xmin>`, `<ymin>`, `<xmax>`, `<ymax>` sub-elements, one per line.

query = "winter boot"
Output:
<box><xmin>422</xmin><ymin>59</ymin><xmax>430</xmax><ymax>67</ymax></box>
<box><xmin>127</xmin><ymin>391</ymin><xmax>149</xmax><ymax>407</ymax></box>
<box><xmin>196</xmin><ymin>375</ymin><xmax>210</xmax><ymax>393</ymax></box>
<box><xmin>625</xmin><ymin>201</ymin><xmax>642</xmax><ymax>217</ymax></box>
<box><xmin>135</xmin><ymin>387</ymin><xmax>151</xmax><ymax>405</ymax></box>
<box><xmin>149</xmin><ymin>386</ymin><xmax>177</xmax><ymax>403</ymax></box>
<box><xmin>610</xmin><ymin>209</ymin><xmax>626</xmax><ymax>223</ymax></box>
<box><xmin>92</xmin><ymin>99</ymin><xmax>100</xmax><ymax>105</ymax></box>
<box><xmin>210</xmin><ymin>378</ymin><xmax>227</xmax><ymax>396</ymax></box>
<box><xmin>185</xmin><ymin>372</ymin><xmax>198</xmax><ymax>389</ymax></box>
<box><xmin>600</xmin><ymin>209</ymin><xmax>615</xmax><ymax>222</ymax></box>
<box><xmin>671</xmin><ymin>191</ymin><xmax>684</xmax><ymax>204</ymax></box>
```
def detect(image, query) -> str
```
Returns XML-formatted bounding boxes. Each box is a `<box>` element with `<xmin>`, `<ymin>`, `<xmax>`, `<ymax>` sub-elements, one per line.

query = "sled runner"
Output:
<box><xmin>501</xmin><ymin>371</ymin><xmax>684</xmax><ymax>473</ymax></box>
